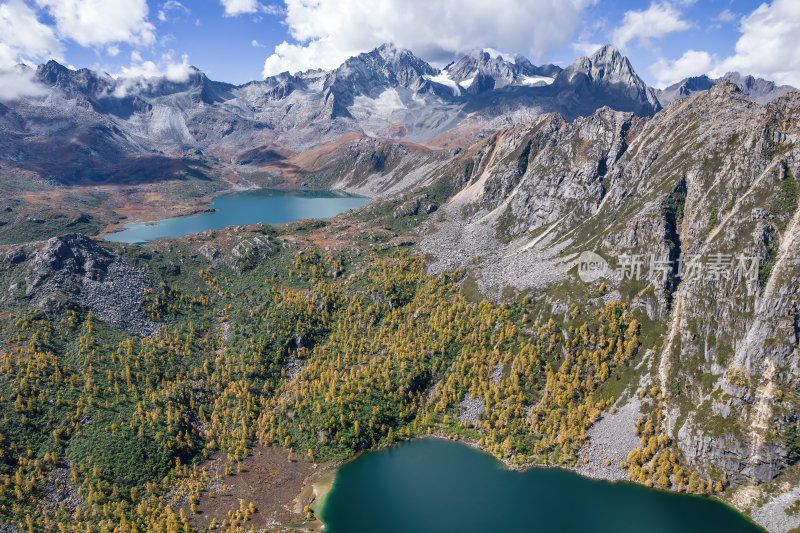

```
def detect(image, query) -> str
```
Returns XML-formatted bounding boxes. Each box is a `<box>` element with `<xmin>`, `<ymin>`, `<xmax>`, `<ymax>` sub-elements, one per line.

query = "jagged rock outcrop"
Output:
<box><xmin>551</xmin><ymin>45</ymin><xmax>661</xmax><ymax>117</ymax></box>
<box><xmin>722</xmin><ymin>72</ymin><xmax>798</xmax><ymax>104</ymax></box>
<box><xmin>21</xmin><ymin>234</ymin><xmax>160</xmax><ymax>337</ymax></box>
<box><xmin>446</xmin><ymin>49</ymin><xmax>560</xmax><ymax>92</ymax></box>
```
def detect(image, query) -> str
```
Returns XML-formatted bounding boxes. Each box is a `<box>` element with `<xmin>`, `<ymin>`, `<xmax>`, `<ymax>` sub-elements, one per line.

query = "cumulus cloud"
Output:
<box><xmin>116</xmin><ymin>53</ymin><xmax>193</xmax><ymax>81</ymax></box>
<box><xmin>0</xmin><ymin>66</ymin><xmax>50</xmax><ymax>101</ymax></box>
<box><xmin>221</xmin><ymin>0</ymin><xmax>261</xmax><ymax>16</ymax></box>
<box><xmin>712</xmin><ymin>0</ymin><xmax>800</xmax><ymax>87</ymax></box>
<box><xmin>0</xmin><ymin>0</ymin><xmax>62</xmax><ymax>68</ymax></box>
<box><xmin>262</xmin><ymin>0</ymin><xmax>592</xmax><ymax>77</ymax></box>
<box><xmin>650</xmin><ymin>49</ymin><xmax>713</xmax><ymax>88</ymax></box>
<box><xmin>35</xmin><ymin>0</ymin><xmax>155</xmax><ymax>48</ymax></box>
<box><xmin>611</xmin><ymin>2</ymin><xmax>690</xmax><ymax>49</ymax></box>
<box><xmin>112</xmin><ymin>53</ymin><xmax>195</xmax><ymax>96</ymax></box>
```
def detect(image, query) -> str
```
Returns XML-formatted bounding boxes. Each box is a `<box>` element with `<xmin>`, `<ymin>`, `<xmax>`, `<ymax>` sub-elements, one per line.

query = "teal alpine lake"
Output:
<box><xmin>104</xmin><ymin>189</ymin><xmax>368</xmax><ymax>244</ymax></box>
<box><xmin>319</xmin><ymin>439</ymin><xmax>763</xmax><ymax>533</ymax></box>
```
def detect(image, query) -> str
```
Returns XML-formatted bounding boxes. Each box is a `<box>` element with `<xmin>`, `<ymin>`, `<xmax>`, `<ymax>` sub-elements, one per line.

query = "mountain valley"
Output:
<box><xmin>0</xmin><ymin>42</ymin><xmax>798</xmax><ymax>533</ymax></box>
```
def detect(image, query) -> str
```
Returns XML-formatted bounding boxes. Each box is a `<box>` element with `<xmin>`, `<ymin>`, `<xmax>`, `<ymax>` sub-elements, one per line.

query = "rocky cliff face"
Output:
<box><xmin>552</xmin><ymin>45</ymin><xmax>661</xmax><ymax>117</ymax></box>
<box><xmin>410</xmin><ymin>83</ymin><xmax>800</xmax><ymax>520</ymax></box>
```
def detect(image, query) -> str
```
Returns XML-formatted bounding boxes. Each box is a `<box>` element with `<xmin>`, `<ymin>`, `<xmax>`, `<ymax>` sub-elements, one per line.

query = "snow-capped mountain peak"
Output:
<box><xmin>480</xmin><ymin>47</ymin><xmax>517</xmax><ymax>63</ymax></box>
<box><xmin>443</xmin><ymin>48</ymin><xmax>559</xmax><ymax>92</ymax></box>
<box><xmin>0</xmin><ymin>42</ymin><xmax>737</xmax><ymax>185</ymax></box>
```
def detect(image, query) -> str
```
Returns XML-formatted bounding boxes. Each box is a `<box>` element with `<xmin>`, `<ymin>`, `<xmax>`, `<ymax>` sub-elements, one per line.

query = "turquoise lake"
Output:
<box><xmin>319</xmin><ymin>439</ymin><xmax>763</xmax><ymax>533</ymax></box>
<box><xmin>104</xmin><ymin>189</ymin><xmax>368</xmax><ymax>244</ymax></box>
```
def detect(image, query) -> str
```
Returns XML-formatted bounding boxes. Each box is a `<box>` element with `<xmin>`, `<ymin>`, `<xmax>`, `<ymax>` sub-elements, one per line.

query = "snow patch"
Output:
<box><xmin>459</xmin><ymin>77</ymin><xmax>475</xmax><ymax>89</ymax></box>
<box><xmin>424</xmin><ymin>73</ymin><xmax>461</xmax><ymax>96</ymax></box>
<box><xmin>518</xmin><ymin>75</ymin><xmax>554</xmax><ymax>86</ymax></box>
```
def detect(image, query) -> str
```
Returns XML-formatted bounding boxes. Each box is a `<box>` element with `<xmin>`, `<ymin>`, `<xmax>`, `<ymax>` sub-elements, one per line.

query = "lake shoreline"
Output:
<box><xmin>103</xmin><ymin>188</ymin><xmax>370</xmax><ymax>244</ymax></box>
<box><xmin>312</xmin><ymin>433</ymin><xmax>766</xmax><ymax>533</ymax></box>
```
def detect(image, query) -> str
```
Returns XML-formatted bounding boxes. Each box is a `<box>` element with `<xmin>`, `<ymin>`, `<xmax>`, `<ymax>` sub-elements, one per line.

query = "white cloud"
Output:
<box><xmin>262</xmin><ymin>4</ymin><xmax>284</xmax><ymax>16</ymax></box>
<box><xmin>220</xmin><ymin>0</ymin><xmax>282</xmax><ymax>16</ymax></box>
<box><xmin>611</xmin><ymin>2</ymin><xmax>690</xmax><ymax>49</ymax></box>
<box><xmin>112</xmin><ymin>53</ymin><xmax>194</xmax><ymax>96</ymax></box>
<box><xmin>0</xmin><ymin>0</ymin><xmax>62</xmax><ymax>68</ymax></box>
<box><xmin>571</xmin><ymin>42</ymin><xmax>604</xmax><ymax>58</ymax></box>
<box><xmin>35</xmin><ymin>0</ymin><xmax>155</xmax><ymax>48</ymax></box>
<box><xmin>116</xmin><ymin>54</ymin><xmax>193</xmax><ymax>81</ymax></box>
<box><xmin>712</xmin><ymin>0</ymin><xmax>800</xmax><ymax>87</ymax></box>
<box><xmin>648</xmin><ymin>0</ymin><xmax>800</xmax><ymax>89</ymax></box>
<box><xmin>251</xmin><ymin>39</ymin><xmax>265</xmax><ymax>48</ymax></box>
<box><xmin>262</xmin><ymin>0</ymin><xmax>592</xmax><ymax>77</ymax></box>
<box><xmin>158</xmin><ymin>1</ymin><xmax>190</xmax><ymax>23</ymax></box>
<box><xmin>221</xmin><ymin>0</ymin><xmax>261</xmax><ymax>16</ymax></box>
<box><xmin>0</xmin><ymin>66</ymin><xmax>50</xmax><ymax>101</ymax></box>
<box><xmin>164</xmin><ymin>1</ymin><xmax>189</xmax><ymax>12</ymax></box>
<box><xmin>713</xmin><ymin>8</ymin><xmax>737</xmax><ymax>23</ymax></box>
<box><xmin>650</xmin><ymin>49</ymin><xmax>713</xmax><ymax>88</ymax></box>
<box><xmin>482</xmin><ymin>48</ymin><xmax>516</xmax><ymax>63</ymax></box>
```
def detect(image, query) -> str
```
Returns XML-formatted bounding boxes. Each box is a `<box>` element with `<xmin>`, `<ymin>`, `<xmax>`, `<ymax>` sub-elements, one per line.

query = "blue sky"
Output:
<box><xmin>61</xmin><ymin>1</ymin><xmax>288</xmax><ymax>84</ymax></box>
<box><xmin>1</xmin><ymin>0</ymin><xmax>798</xmax><ymax>88</ymax></box>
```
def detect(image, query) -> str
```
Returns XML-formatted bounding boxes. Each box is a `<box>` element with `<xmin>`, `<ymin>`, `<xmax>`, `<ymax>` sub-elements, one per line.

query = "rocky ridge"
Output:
<box><xmin>374</xmin><ymin>81</ymin><xmax>800</xmax><ymax>529</ymax></box>
<box><xmin>5</xmin><ymin>234</ymin><xmax>160</xmax><ymax>337</ymax></box>
<box><xmin>0</xmin><ymin>45</ymin><xmax>662</xmax><ymax>184</ymax></box>
<box><xmin>657</xmin><ymin>72</ymin><xmax>797</xmax><ymax>106</ymax></box>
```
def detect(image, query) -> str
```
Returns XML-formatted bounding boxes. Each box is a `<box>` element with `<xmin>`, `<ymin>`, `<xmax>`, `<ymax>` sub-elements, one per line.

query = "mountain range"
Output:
<box><xmin>3</xmin><ymin>43</ymin><xmax>793</xmax><ymax>189</ymax></box>
<box><xmin>0</xmin><ymin>42</ymin><xmax>799</xmax><ymax>533</ymax></box>
<box><xmin>656</xmin><ymin>71</ymin><xmax>797</xmax><ymax>105</ymax></box>
<box><xmin>0</xmin><ymin>44</ymin><xmax>673</xmax><ymax>184</ymax></box>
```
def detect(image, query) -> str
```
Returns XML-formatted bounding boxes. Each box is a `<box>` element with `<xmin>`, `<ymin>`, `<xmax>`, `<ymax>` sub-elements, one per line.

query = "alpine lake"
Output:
<box><xmin>319</xmin><ymin>439</ymin><xmax>763</xmax><ymax>533</ymax></box>
<box><xmin>104</xmin><ymin>188</ymin><xmax>368</xmax><ymax>244</ymax></box>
